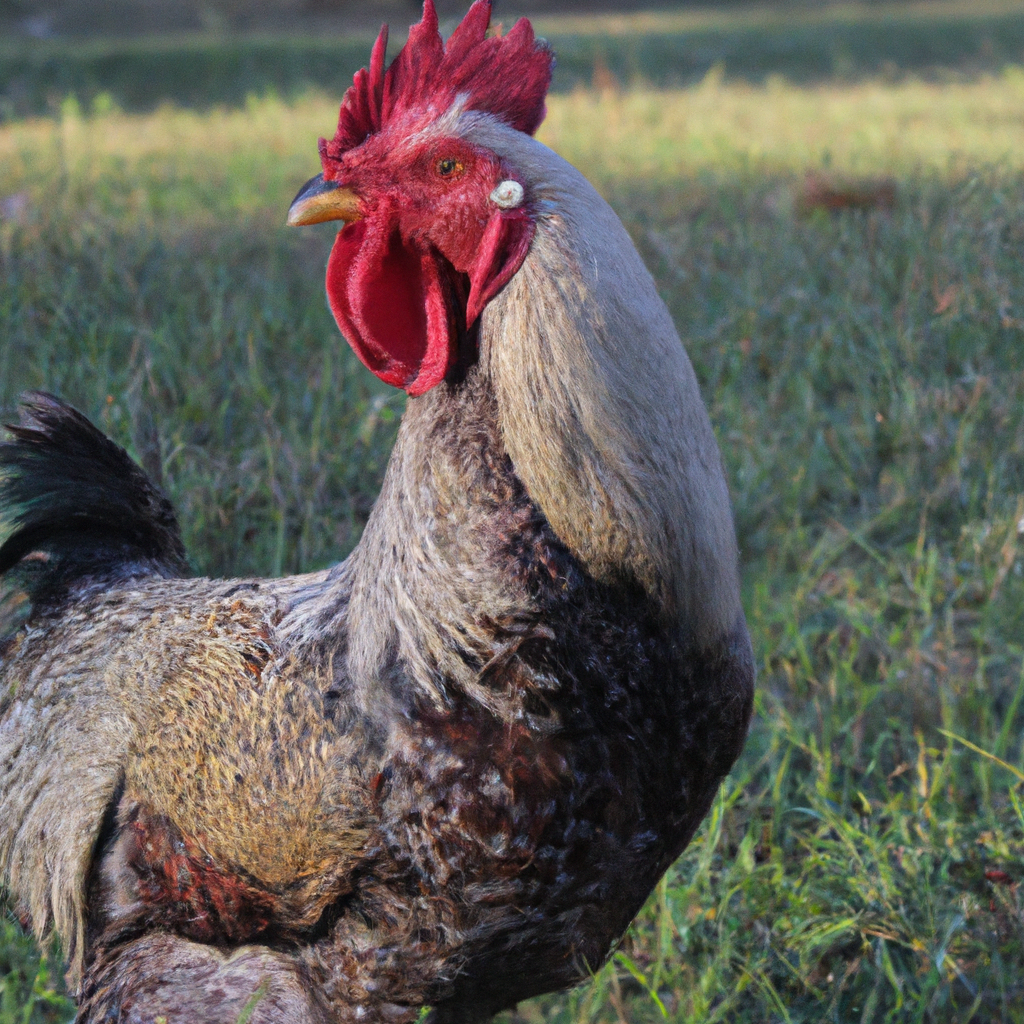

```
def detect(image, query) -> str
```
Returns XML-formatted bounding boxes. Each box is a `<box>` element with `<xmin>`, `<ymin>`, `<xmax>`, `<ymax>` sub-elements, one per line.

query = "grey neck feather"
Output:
<box><xmin>473</xmin><ymin>119</ymin><xmax>743</xmax><ymax>651</ymax></box>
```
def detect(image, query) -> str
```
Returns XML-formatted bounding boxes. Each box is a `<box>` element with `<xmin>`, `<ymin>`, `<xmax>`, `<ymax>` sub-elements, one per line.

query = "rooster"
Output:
<box><xmin>0</xmin><ymin>4</ymin><xmax>754</xmax><ymax>1022</ymax></box>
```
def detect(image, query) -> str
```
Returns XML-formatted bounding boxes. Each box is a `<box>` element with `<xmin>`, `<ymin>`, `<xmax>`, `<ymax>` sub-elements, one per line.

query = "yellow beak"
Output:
<box><xmin>286</xmin><ymin>173</ymin><xmax>363</xmax><ymax>227</ymax></box>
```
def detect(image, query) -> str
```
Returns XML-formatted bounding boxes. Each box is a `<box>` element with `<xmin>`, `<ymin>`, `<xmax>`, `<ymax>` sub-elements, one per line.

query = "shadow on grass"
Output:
<box><xmin>0</xmin><ymin>215</ymin><xmax>401</xmax><ymax>580</ymax></box>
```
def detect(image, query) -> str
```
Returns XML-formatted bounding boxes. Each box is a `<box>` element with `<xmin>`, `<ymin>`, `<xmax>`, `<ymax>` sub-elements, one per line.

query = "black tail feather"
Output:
<box><xmin>0</xmin><ymin>392</ymin><xmax>189</xmax><ymax>609</ymax></box>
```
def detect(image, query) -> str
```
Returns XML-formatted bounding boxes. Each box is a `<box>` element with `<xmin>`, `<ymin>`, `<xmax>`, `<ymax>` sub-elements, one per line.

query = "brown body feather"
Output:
<box><xmin>0</xmin><ymin>107</ymin><xmax>754</xmax><ymax>1024</ymax></box>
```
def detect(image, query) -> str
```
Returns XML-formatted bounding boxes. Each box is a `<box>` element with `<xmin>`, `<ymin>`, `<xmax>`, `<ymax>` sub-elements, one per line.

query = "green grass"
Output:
<box><xmin>3</xmin><ymin>33</ymin><xmax>1024</xmax><ymax>1024</ymax></box>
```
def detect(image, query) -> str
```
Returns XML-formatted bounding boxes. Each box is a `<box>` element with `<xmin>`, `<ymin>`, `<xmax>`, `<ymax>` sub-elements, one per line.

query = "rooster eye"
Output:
<box><xmin>436</xmin><ymin>157</ymin><xmax>464</xmax><ymax>179</ymax></box>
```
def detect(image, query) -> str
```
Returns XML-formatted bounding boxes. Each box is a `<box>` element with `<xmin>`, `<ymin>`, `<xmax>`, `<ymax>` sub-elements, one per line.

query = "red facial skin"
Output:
<box><xmin>324</xmin><ymin>128</ymin><xmax>534</xmax><ymax>396</ymax></box>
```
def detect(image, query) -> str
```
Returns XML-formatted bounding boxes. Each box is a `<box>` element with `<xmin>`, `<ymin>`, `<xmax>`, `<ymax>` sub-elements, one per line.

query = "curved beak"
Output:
<box><xmin>286</xmin><ymin>174</ymin><xmax>363</xmax><ymax>227</ymax></box>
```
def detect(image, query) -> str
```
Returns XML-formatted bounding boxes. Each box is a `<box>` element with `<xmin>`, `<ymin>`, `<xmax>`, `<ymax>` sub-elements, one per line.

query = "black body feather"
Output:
<box><xmin>0</xmin><ymin>392</ymin><xmax>189</xmax><ymax>609</ymax></box>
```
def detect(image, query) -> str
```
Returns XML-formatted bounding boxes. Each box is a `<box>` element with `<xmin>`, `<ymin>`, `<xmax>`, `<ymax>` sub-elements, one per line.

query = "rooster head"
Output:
<box><xmin>287</xmin><ymin>0</ymin><xmax>553</xmax><ymax>395</ymax></box>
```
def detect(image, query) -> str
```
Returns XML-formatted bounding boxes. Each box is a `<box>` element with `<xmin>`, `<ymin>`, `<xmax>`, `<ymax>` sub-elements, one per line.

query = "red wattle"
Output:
<box><xmin>326</xmin><ymin>216</ymin><xmax>455</xmax><ymax>395</ymax></box>
<box><xmin>466</xmin><ymin>212</ymin><xmax>534</xmax><ymax>327</ymax></box>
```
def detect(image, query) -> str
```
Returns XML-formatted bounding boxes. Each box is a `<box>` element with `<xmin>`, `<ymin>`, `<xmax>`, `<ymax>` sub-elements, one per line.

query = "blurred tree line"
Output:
<box><xmin>0</xmin><ymin>0</ymin><xmax>937</xmax><ymax>38</ymax></box>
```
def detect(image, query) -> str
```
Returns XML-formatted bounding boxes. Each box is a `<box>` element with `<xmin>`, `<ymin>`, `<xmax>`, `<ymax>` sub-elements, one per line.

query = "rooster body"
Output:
<box><xmin>0</xmin><ymin>6</ymin><xmax>754</xmax><ymax>1022</ymax></box>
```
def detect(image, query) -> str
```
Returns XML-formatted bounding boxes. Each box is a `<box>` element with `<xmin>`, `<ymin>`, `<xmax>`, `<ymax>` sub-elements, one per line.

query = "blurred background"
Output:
<box><xmin>1</xmin><ymin>0</ymin><xmax>1023</xmax><ymax>117</ymax></box>
<box><xmin>4</xmin><ymin>0</ymin><xmax>1011</xmax><ymax>36</ymax></box>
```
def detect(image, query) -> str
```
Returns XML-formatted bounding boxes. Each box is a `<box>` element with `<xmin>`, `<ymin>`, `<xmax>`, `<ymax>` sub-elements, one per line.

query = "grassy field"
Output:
<box><xmin>3</xmin><ymin>12</ymin><xmax>1024</xmax><ymax>1024</ymax></box>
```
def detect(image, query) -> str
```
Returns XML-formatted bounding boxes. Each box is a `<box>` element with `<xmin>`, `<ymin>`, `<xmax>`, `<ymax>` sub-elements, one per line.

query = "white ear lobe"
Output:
<box><xmin>490</xmin><ymin>180</ymin><xmax>524</xmax><ymax>209</ymax></box>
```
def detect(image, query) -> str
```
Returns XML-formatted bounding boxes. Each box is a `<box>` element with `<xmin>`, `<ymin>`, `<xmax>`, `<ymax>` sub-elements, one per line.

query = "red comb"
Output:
<box><xmin>319</xmin><ymin>0</ymin><xmax>553</xmax><ymax>172</ymax></box>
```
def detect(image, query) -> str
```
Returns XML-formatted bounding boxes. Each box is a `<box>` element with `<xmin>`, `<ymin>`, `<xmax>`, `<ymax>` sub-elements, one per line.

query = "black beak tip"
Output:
<box><xmin>291</xmin><ymin>173</ymin><xmax>339</xmax><ymax>208</ymax></box>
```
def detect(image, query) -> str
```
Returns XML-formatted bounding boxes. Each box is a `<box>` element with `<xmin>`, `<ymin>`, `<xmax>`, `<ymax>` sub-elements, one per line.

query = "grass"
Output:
<box><xmin>2</xmin><ymin>30</ymin><xmax>1024</xmax><ymax>1024</ymax></box>
<box><xmin>2</xmin><ymin>0</ymin><xmax>1024</xmax><ymax>118</ymax></box>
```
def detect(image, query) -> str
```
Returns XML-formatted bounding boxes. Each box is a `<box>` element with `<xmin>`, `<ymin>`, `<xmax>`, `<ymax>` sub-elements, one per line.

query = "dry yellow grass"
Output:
<box><xmin>3</xmin><ymin>69</ymin><xmax>1023</xmax><ymax>228</ymax></box>
<box><xmin>542</xmin><ymin>70</ymin><xmax>1024</xmax><ymax>181</ymax></box>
